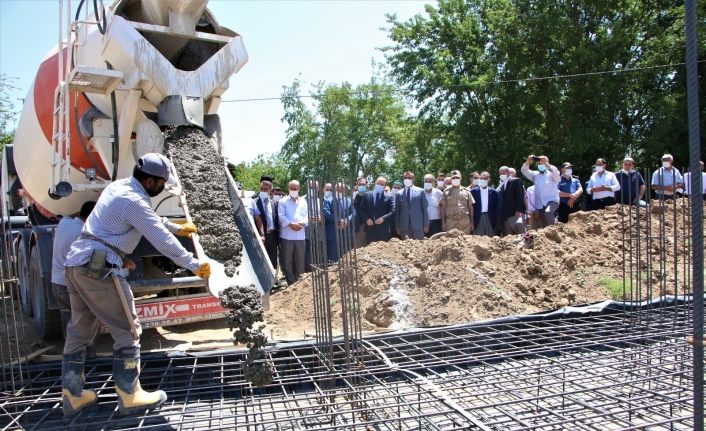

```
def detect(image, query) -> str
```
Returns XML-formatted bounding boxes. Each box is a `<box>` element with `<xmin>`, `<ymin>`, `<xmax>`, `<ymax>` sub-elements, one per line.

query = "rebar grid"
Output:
<box><xmin>0</xmin><ymin>302</ymin><xmax>696</xmax><ymax>430</ymax></box>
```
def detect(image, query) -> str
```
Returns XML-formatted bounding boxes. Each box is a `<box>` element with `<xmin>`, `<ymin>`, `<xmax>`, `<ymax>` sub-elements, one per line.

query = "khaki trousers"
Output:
<box><xmin>63</xmin><ymin>266</ymin><xmax>140</xmax><ymax>355</ymax></box>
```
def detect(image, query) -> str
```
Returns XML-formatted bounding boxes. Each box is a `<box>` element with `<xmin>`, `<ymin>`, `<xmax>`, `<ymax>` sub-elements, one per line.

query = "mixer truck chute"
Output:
<box><xmin>1</xmin><ymin>0</ymin><xmax>274</xmax><ymax>339</ymax></box>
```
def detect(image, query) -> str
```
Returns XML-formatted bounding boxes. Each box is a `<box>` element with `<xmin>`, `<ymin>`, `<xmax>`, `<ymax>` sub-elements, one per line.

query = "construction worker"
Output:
<box><xmin>61</xmin><ymin>153</ymin><xmax>211</xmax><ymax>417</ymax></box>
<box><xmin>440</xmin><ymin>171</ymin><xmax>475</xmax><ymax>234</ymax></box>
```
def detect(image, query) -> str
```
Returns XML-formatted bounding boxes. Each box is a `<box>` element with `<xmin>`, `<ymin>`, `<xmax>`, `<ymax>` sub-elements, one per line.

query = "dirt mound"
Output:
<box><xmin>265</xmin><ymin>201</ymin><xmax>700</xmax><ymax>337</ymax></box>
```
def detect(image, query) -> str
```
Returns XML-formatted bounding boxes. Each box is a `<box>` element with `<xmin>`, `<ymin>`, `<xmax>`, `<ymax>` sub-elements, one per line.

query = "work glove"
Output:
<box><xmin>175</xmin><ymin>221</ymin><xmax>198</xmax><ymax>237</ymax></box>
<box><xmin>194</xmin><ymin>261</ymin><xmax>211</xmax><ymax>279</ymax></box>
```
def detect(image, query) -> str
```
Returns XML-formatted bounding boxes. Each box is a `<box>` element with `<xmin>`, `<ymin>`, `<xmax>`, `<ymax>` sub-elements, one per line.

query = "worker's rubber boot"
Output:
<box><xmin>113</xmin><ymin>347</ymin><xmax>167</xmax><ymax>415</ymax></box>
<box><xmin>62</xmin><ymin>350</ymin><xmax>98</xmax><ymax>417</ymax></box>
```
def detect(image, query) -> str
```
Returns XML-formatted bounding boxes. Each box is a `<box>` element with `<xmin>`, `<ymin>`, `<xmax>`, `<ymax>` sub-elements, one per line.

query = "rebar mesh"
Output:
<box><xmin>0</xmin><ymin>301</ymin><xmax>696</xmax><ymax>430</ymax></box>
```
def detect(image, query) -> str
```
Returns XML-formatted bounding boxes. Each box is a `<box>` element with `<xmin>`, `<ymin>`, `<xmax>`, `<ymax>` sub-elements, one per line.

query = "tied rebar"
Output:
<box><xmin>306</xmin><ymin>178</ymin><xmax>366</xmax><ymax>425</ymax></box>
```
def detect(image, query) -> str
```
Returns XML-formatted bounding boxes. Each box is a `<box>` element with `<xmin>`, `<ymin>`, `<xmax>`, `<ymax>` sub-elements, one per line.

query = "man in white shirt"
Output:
<box><xmin>51</xmin><ymin>201</ymin><xmax>96</xmax><ymax>312</ymax></box>
<box><xmin>423</xmin><ymin>174</ymin><xmax>443</xmax><ymax>237</ymax></box>
<box><xmin>521</xmin><ymin>155</ymin><xmax>560</xmax><ymax>227</ymax></box>
<box><xmin>587</xmin><ymin>158</ymin><xmax>621</xmax><ymax>210</ymax></box>
<box><xmin>278</xmin><ymin>180</ymin><xmax>309</xmax><ymax>285</ymax></box>
<box><xmin>683</xmin><ymin>160</ymin><xmax>705</xmax><ymax>201</ymax></box>
<box><xmin>651</xmin><ymin>154</ymin><xmax>684</xmax><ymax>200</ymax></box>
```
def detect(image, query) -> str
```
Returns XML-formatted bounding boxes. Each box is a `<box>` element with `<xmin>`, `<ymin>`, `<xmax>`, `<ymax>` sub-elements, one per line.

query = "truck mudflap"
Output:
<box><xmin>136</xmin><ymin>294</ymin><xmax>226</xmax><ymax>329</ymax></box>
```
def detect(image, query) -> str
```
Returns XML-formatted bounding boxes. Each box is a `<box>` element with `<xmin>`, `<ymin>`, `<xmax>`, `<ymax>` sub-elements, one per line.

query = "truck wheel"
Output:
<box><xmin>29</xmin><ymin>246</ymin><xmax>61</xmax><ymax>339</ymax></box>
<box><xmin>17</xmin><ymin>239</ymin><xmax>32</xmax><ymax>317</ymax></box>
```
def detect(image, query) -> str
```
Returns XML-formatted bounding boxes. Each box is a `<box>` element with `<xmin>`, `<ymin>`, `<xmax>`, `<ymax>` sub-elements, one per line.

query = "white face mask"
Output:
<box><xmin>437</xmin><ymin>180</ymin><xmax>445</xmax><ymax>188</ymax></box>
<box><xmin>499</xmin><ymin>174</ymin><xmax>508</xmax><ymax>182</ymax></box>
<box><xmin>564</xmin><ymin>169</ymin><xmax>573</xmax><ymax>177</ymax></box>
<box><xmin>273</xmin><ymin>195</ymin><xmax>282</xmax><ymax>203</ymax></box>
<box><xmin>478</xmin><ymin>179</ymin><xmax>489</xmax><ymax>188</ymax></box>
<box><xmin>259</xmin><ymin>191</ymin><xmax>269</xmax><ymax>200</ymax></box>
<box><xmin>324</xmin><ymin>191</ymin><xmax>332</xmax><ymax>199</ymax></box>
<box><xmin>452</xmin><ymin>179</ymin><xmax>461</xmax><ymax>187</ymax></box>
<box><xmin>423</xmin><ymin>182</ymin><xmax>433</xmax><ymax>191</ymax></box>
<box><xmin>289</xmin><ymin>190</ymin><xmax>299</xmax><ymax>198</ymax></box>
<box><xmin>403</xmin><ymin>179</ymin><xmax>413</xmax><ymax>188</ymax></box>
<box><xmin>662</xmin><ymin>161</ymin><xmax>671</xmax><ymax>168</ymax></box>
<box><xmin>471</xmin><ymin>179</ymin><xmax>478</xmax><ymax>187</ymax></box>
<box><xmin>596</xmin><ymin>166</ymin><xmax>605</xmax><ymax>173</ymax></box>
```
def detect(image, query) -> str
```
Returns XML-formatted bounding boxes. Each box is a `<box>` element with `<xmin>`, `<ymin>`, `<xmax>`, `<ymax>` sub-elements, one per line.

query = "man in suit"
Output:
<box><xmin>352</xmin><ymin>176</ymin><xmax>368</xmax><ymax>248</ymax></box>
<box><xmin>470</xmin><ymin>171</ymin><xmax>499</xmax><ymax>237</ymax></box>
<box><xmin>251</xmin><ymin>179</ymin><xmax>279</xmax><ymax>269</ymax></box>
<box><xmin>358</xmin><ymin>176</ymin><xmax>395</xmax><ymax>244</ymax></box>
<box><xmin>395</xmin><ymin>171</ymin><xmax>429</xmax><ymax>240</ymax></box>
<box><xmin>323</xmin><ymin>182</ymin><xmax>354</xmax><ymax>262</ymax></box>
<box><xmin>499</xmin><ymin>167</ymin><xmax>527</xmax><ymax>235</ymax></box>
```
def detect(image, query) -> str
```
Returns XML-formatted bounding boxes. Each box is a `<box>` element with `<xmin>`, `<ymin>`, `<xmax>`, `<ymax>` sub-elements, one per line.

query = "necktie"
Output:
<box><xmin>406</xmin><ymin>188</ymin><xmax>411</xmax><ymax>205</ymax></box>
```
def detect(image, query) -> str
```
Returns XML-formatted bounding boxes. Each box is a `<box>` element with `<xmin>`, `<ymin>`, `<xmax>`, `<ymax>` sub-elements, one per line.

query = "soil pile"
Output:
<box><xmin>165</xmin><ymin>126</ymin><xmax>242</xmax><ymax>276</ymax></box>
<box><xmin>265</xmin><ymin>201</ymin><xmax>701</xmax><ymax>337</ymax></box>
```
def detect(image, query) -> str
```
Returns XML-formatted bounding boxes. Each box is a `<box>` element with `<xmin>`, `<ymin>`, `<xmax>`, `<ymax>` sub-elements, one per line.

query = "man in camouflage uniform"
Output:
<box><xmin>440</xmin><ymin>171</ymin><xmax>475</xmax><ymax>234</ymax></box>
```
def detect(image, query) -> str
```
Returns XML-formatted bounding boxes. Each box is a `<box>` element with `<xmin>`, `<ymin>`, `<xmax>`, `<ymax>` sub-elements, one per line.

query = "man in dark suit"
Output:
<box><xmin>251</xmin><ymin>179</ymin><xmax>279</xmax><ymax>269</ymax></box>
<box><xmin>353</xmin><ymin>176</ymin><xmax>368</xmax><ymax>248</ymax></box>
<box><xmin>499</xmin><ymin>167</ymin><xmax>527</xmax><ymax>235</ymax></box>
<box><xmin>323</xmin><ymin>182</ymin><xmax>354</xmax><ymax>262</ymax></box>
<box><xmin>395</xmin><ymin>171</ymin><xmax>429</xmax><ymax>240</ymax></box>
<box><xmin>358</xmin><ymin>176</ymin><xmax>395</xmax><ymax>244</ymax></box>
<box><xmin>470</xmin><ymin>171</ymin><xmax>499</xmax><ymax>237</ymax></box>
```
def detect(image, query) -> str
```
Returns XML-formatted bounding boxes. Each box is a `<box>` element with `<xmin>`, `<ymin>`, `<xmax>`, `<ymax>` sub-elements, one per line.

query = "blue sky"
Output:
<box><xmin>0</xmin><ymin>0</ymin><xmax>428</xmax><ymax>163</ymax></box>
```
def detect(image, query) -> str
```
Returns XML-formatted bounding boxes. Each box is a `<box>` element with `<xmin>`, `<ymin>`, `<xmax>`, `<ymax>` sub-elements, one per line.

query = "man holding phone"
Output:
<box><xmin>521</xmin><ymin>155</ymin><xmax>561</xmax><ymax>227</ymax></box>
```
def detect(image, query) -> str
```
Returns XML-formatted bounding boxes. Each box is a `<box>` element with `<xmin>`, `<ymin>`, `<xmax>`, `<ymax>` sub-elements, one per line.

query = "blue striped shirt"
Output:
<box><xmin>65</xmin><ymin>177</ymin><xmax>199</xmax><ymax>271</ymax></box>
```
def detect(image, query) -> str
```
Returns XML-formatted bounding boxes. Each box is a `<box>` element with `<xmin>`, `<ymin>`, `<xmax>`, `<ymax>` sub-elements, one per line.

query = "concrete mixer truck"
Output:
<box><xmin>1</xmin><ymin>0</ymin><xmax>275</xmax><ymax>339</ymax></box>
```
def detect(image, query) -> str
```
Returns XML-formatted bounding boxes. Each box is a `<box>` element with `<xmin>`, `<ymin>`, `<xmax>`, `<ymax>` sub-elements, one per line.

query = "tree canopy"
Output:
<box><xmin>384</xmin><ymin>0</ymin><xmax>705</xmax><ymax>179</ymax></box>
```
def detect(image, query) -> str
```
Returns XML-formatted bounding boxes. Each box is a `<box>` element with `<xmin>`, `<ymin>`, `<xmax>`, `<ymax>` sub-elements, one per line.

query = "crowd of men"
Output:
<box><xmin>251</xmin><ymin>154</ymin><xmax>706</xmax><ymax>286</ymax></box>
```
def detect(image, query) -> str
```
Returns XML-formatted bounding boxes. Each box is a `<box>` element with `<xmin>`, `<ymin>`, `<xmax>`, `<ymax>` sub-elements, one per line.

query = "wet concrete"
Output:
<box><xmin>220</xmin><ymin>285</ymin><xmax>273</xmax><ymax>387</ymax></box>
<box><xmin>165</xmin><ymin>126</ymin><xmax>242</xmax><ymax>276</ymax></box>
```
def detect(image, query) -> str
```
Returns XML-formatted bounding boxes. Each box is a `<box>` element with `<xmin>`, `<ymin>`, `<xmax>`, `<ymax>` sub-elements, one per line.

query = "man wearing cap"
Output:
<box><xmin>61</xmin><ymin>153</ymin><xmax>211</xmax><ymax>417</ymax></box>
<box><xmin>651</xmin><ymin>154</ymin><xmax>684</xmax><ymax>200</ymax></box>
<box><xmin>615</xmin><ymin>158</ymin><xmax>646</xmax><ymax>205</ymax></box>
<box><xmin>440</xmin><ymin>171</ymin><xmax>475</xmax><ymax>234</ymax></box>
<box><xmin>557</xmin><ymin>162</ymin><xmax>583</xmax><ymax>223</ymax></box>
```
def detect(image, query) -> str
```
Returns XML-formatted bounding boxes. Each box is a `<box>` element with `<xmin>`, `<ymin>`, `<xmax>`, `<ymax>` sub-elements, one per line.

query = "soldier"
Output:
<box><xmin>440</xmin><ymin>171</ymin><xmax>475</xmax><ymax>234</ymax></box>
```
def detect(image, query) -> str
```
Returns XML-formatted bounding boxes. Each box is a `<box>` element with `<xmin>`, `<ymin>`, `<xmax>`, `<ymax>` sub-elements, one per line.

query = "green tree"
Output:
<box><xmin>280</xmin><ymin>77</ymin><xmax>412</xmax><ymax>187</ymax></box>
<box><xmin>0</xmin><ymin>74</ymin><xmax>19</xmax><ymax>152</ymax></box>
<box><xmin>385</xmin><ymin>0</ymin><xmax>705</xmax><ymax>180</ymax></box>
<box><xmin>230</xmin><ymin>153</ymin><xmax>291</xmax><ymax>192</ymax></box>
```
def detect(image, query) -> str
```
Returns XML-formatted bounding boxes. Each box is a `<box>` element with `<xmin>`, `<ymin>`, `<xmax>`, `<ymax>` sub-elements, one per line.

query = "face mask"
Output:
<box><xmin>403</xmin><ymin>179</ymin><xmax>413</xmax><ymax>188</ymax></box>
<box><xmin>147</xmin><ymin>181</ymin><xmax>165</xmax><ymax>197</ymax></box>
<box><xmin>537</xmin><ymin>164</ymin><xmax>547</xmax><ymax>173</ymax></box>
<box><xmin>564</xmin><ymin>169</ymin><xmax>572</xmax><ymax>177</ymax></box>
<box><xmin>596</xmin><ymin>165</ymin><xmax>605</xmax><ymax>173</ymax></box>
<box><xmin>374</xmin><ymin>184</ymin><xmax>384</xmax><ymax>194</ymax></box>
<box><xmin>358</xmin><ymin>185</ymin><xmax>367</xmax><ymax>193</ymax></box>
<box><xmin>471</xmin><ymin>179</ymin><xmax>478</xmax><ymax>187</ymax></box>
<box><xmin>423</xmin><ymin>182</ymin><xmax>433</xmax><ymax>191</ymax></box>
<box><xmin>273</xmin><ymin>195</ymin><xmax>282</xmax><ymax>203</ymax></box>
<box><xmin>259</xmin><ymin>191</ymin><xmax>269</xmax><ymax>200</ymax></box>
<box><xmin>437</xmin><ymin>180</ymin><xmax>445</xmax><ymax>188</ymax></box>
<box><xmin>662</xmin><ymin>161</ymin><xmax>670</xmax><ymax>168</ymax></box>
<box><xmin>324</xmin><ymin>191</ymin><xmax>332</xmax><ymax>199</ymax></box>
<box><xmin>392</xmin><ymin>188</ymin><xmax>401</xmax><ymax>194</ymax></box>
<box><xmin>452</xmin><ymin>179</ymin><xmax>461</xmax><ymax>187</ymax></box>
<box><xmin>499</xmin><ymin>174</ymin><xmax>508</xmax><ymax>182</ymax></box>
<box><xmin>289</xmin><ymin>190</ymin><xmax>299</xmax><ymax>198</ymax></box>
<box><xmin>478</xmin><ymin>179</ymin><xmax>489</xmax><ymax>188</ymax></box>
<box><xmin>384</xmin><ymin>192</ymin><xmax>391</xmax><ymax>198</ymax></box>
